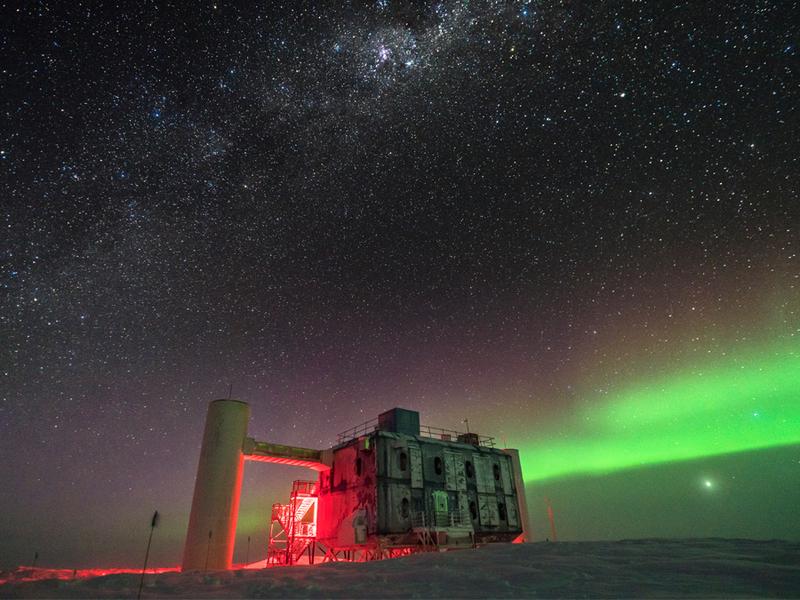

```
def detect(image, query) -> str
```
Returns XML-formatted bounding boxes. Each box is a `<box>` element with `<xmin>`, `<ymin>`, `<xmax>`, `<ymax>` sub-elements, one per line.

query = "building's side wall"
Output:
<box><xmin>374</xmin><ymin>433</ymin><xmax>523</xmax><ymax>539</ymax></box>
<box><xmin>375</xmin><ymin>433</ymin><xmax>423</xmax><ymax>533</ymax></box>
<box><xmin>316</xmin><ymin>437</ymin><xmax>377</xmax><ymax>546</ymax></box>
<box><xmin>316</xmin><ymin>432</ymin><xmax>524</xmax><ymax>547</ymax></box>
<box><xmin>503</xmin><ymin>448</ymin><xmax>531</xmax><ymax>541</ymax></box>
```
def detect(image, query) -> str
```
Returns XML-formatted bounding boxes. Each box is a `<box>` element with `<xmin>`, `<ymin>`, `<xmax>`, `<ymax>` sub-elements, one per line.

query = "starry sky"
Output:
<box><xmin>1</xmin><ymin>0</ymin><xmax>799</xmax><ymax>569</ymax></box>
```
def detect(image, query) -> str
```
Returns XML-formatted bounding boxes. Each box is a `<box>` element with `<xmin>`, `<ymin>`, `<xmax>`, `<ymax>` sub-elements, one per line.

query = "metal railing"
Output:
<box><xmin>271</xmin><ymin>502</ymin><xmax>288</xmax><ymax>523</ymax></box>
<box><xmin>411</xmin><ymin>509</ymin><xmax>471</xmax><ymax>529</ymax></box>
<box><xmin>336</xmin><ymin>417</ymin><xmax>380</xmax><ymax>445</ymax></box>
<box><xmin>291</xmin><ymin>479</ymin><xmax>318</xmax><ymax>496</ymax></box>
<box><xmin>418</xmin><ymin>424</ymin><xmax>495</xmax><ymax>448</ymax></box>
<box><xmin>293</xmin><ymin>521</ymin><xmax>317</xmax><ymax>538</ymax></box>
<box><xmin>336</xmin><ymin>419</ymin><xmax>495</xmax><ymax>448</ymax></box>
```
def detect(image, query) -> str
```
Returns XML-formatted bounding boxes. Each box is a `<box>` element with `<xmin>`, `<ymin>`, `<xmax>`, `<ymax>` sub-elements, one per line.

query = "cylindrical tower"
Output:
<box><xmin>182</xmin><ymin>399</ymin><xmax>250</xmax><ymax>571</ymax></box>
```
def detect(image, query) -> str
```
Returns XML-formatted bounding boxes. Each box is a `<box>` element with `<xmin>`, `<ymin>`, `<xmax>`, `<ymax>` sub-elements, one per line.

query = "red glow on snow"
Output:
<box><xmin>0</xmin><ymin>566</ymin><xmax>179</xmax><ymax>585</ymax></box>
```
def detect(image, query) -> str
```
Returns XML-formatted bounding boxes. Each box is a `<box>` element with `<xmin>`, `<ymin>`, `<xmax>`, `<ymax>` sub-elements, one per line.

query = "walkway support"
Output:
<box><xmin>182</xmin><ymin>399</ymin><xmax>250</xmax><ymax>571</ymax></box>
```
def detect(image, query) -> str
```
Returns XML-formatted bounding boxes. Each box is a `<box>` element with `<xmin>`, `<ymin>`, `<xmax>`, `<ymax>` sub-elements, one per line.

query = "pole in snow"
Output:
<box><xmin>245</xmin><ymin>536</ymin><xmax>251</xmax><ymax>567</ymax></box>
<box><xmin>32</xmin><ymin>551</ymin><xmax>38</xmax><ymax>568</ymax></box>
<box><xmin>137</xmin><ymin>510</ymin><xmax>159</xmax><ymax>600</ymax></box>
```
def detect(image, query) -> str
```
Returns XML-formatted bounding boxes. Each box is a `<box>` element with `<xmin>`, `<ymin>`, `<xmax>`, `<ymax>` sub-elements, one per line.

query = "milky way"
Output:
<box><xmin>1</xmin><ymin>1</ymin><xmax>798</xmax><ymax>567</ymax></box>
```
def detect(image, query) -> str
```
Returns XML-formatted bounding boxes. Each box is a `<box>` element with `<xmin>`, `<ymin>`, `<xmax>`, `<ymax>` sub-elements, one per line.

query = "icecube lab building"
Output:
<box><xmin>182</xmin><ymin>400</ymin><xmax>530</xmax><ymax>570</ymax></box>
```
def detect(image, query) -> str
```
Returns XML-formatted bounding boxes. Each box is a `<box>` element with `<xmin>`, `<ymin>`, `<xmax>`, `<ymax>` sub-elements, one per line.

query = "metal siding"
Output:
<box><xmin>489</xmin><ymin>496</ymin><xmax>500</xmax><ymax>526</ymax></box>
<box><xmin>420</xmin><ymin>443</ymin><xmax>444</xmax><ymax>486</ymax></box>
<box><xmin>478</xmin><ymin>493</ymin><xmax>499</xmax><ymax>526</ymax></box>
<box><xmin>443</xmin><ymin>450</ymin><xmax>457</xmax><ymax>491</ymax></box>
<box><xmin>433</xmin><ymin>490</ymin><xmax>448</xmax><ymax>512</ymax></box>
<box><xmin>409</xmin><ymin>445</ymin><xmax>423</xmax><ymax>488</ymax></box>
<box><xmin>455</xmin><ymin>453</ymin><xmax>467</xmax><ymax>491</ymax></box>
<box><xmin>387</xmin><ymin>440</ymin><xmax>410</xmax><ymax>480</ymax></box>
<box><xmin>377</xmin><ymin>481</ymin><xmax>388</xmax><ymax>531</ymax></box>
<box><xmin>458</xmin><ymin>491</ymin><xmax>470</xmax><ymax>520</ymax></box>
<box><xmin>504</xmin><ymin>448</ymin><xmax>531</xmax><ymax>541</ymax></box>
<box><xmin>474</xmin><ymin>455</ymin><xmax>494</xmax><ymax>494</ymax></box>
<box><xmin>500</xmin><ymin>457</ymin><xmax>514</xmax><ymax>495</ymax></box>
<box><xmin>478</xmin><ymin>495</ymin><xmax>490</xmax><ymax>524</ymax></box>
<box><xmin>386</xmin><ymin>483</ymin><xmax>412</xmax><ymax>532</ymax></box>
<box><xmin>506</xmin><ymin>495</ymin><xmax>519</xmax><ymax>527</ymax></box>
<box><xmin>467</xmin><ymin>490</ymin><xmax>479</xmax><ymax>526</ymax></box>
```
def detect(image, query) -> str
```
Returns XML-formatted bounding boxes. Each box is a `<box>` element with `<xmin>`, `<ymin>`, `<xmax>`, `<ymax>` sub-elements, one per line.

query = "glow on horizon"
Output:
<box><xmin>519</xmin><ymin>340</ymin><xmax>800</xmax><ymax>483</ymax></box>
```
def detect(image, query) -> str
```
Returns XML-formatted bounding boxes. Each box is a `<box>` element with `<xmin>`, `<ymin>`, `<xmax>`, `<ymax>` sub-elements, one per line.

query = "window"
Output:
<box><xmin>465</xmin><ymin>461</ymin><xmax>474</xmax><ymax>479</ymax></box>
<box><xmin>498</xmin><ymin>502</ymin><xmax>507</xmax><ymax>521</ymax></box>
<box><xmin>434</xmin><ymin>456</ymin><xmax>443</xmax><ymax>475</ymax></box>
<box><xmin>398</xmin><ymin>451</ymin><xmax>408</xmax><ymax>471</ymax></box>
<box><xmin>469</xmin><ymin>501</ymin><xmax>478</xmax><ymax>521</ymax></box>
<box><xmin>355</xmin><ymin>456</ymin><xmax>362</xmax><ymax>477</ymax></box>
<box><xmin>493</xmin><ymin>464</ymin><xmax>501</xmax><ymax>481</ymax></box>
<box><xmin>401</xmin><ymin>497</ymin><xmax>410</xmax><ymax>518</ymax></box>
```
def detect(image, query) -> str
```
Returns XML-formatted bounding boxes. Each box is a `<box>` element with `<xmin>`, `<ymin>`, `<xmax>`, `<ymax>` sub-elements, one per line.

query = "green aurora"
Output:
<box><xmin>519</xmin><ymin>340</ymin><xmax>800</xmax><ymax>483</ymax></box>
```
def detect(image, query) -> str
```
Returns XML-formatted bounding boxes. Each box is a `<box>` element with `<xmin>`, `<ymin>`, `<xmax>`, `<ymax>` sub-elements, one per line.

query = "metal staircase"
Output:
<box><xmin>267</xmin><ymin>480</ymin><xmax>319</xmax><ymax>565</ymax></box>
<box><xmin>293</xmin><ymin>496</ymin><xmax>315</xmax><ymax>523</ymax></box>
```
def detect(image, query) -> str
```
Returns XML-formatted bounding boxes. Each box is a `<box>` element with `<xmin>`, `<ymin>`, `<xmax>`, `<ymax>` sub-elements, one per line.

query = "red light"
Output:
<box><xmin>0</xmin><ymin>566</ymin><xmax>179</xmax><ymax>586</ymax></box>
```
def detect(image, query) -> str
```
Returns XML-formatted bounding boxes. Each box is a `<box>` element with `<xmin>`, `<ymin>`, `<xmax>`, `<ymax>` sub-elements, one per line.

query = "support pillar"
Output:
<box><xmin>504</xmin><ymin>448</ymin><xmax>532</xmax><ymax>542</ymax></box>
<box><xmin>182</xmin><ymin>399</ymin><xmax>250</xmax><ymax>571</ymax></box>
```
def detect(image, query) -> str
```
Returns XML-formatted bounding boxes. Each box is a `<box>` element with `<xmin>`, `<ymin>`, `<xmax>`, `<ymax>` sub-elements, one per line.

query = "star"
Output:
<box><xmin>1</xmin><ymin>0</ymin><xmax>798</xmax><ymax>569</ymax></box>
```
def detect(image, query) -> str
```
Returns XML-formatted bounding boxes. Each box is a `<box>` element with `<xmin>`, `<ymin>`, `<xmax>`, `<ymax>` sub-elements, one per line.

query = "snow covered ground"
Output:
<box><xmin>2</xmin><ymin>538</ymin><xmax>799</xmax><ymax>598</ymax></box>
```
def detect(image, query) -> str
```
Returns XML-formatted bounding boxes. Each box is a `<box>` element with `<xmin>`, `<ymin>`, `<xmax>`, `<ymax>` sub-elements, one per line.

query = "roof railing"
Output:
<box><xmin>335</xmin><ymin>417</ymin><xmax>380</xmax><ymax>445</ymax></box>
<box><xmin>336</xmin><ymin>420</ymin><xmax>495</xmax><ymax>448</ymax></box>
<box><xmin>291</xmin><ymin>479</ymin><xmax>318</xmax><ymax>496</ymax></box>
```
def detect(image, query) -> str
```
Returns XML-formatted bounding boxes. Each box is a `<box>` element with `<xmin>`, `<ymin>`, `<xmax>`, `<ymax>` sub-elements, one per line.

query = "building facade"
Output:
<box><xmin>314</xmin><ymin>408</ymin><xmax>525</xmax><ymax>552</ymax></box>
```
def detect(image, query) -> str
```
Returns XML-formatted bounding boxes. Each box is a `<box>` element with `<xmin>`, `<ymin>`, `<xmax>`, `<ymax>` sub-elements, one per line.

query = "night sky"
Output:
<box><xmin>2</xmin><ymin>0</ymin><xmax>799</xmax><ymax>569</ymax></box>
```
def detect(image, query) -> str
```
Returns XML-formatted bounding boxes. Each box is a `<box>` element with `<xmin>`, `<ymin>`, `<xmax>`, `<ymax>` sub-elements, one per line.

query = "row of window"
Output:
<box><xmin>396</xmin><ymin>451</ymin><xmax>502</xmax><ymax>482</ymax></box>
<box><xmin>339</xmin><ymin>453</ymin><xmax>503</xmax><ymax>491</ymax></box>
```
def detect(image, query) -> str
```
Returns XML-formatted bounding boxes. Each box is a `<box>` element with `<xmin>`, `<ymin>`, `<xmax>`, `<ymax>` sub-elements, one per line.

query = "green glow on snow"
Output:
<box><xmin>520</xmin><ymin>341</ymin><xmax>800</xmax><ymax>482</ymax></box>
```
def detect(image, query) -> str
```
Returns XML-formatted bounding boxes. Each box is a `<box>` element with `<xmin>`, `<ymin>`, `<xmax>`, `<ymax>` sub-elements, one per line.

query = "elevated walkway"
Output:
<box><xmin>243</xmin><ymin>438</ymin><xmax>330</xmax><ymax>471</ymax></box>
